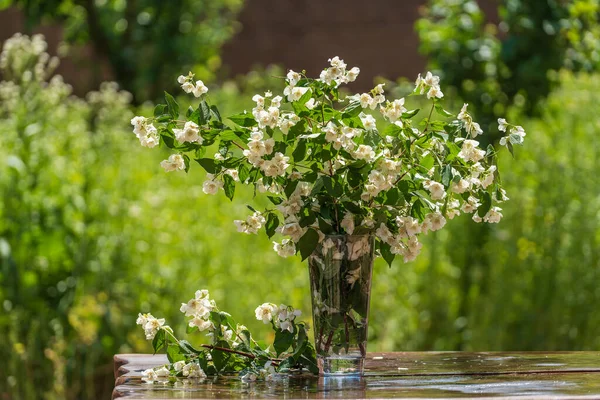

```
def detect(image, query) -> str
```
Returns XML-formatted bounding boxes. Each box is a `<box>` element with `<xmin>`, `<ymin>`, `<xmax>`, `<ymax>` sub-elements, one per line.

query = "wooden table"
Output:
<box><xmin>113</xmin><ymin>352</ymin><xmax>600</xmax><ymax>399</ymax></box>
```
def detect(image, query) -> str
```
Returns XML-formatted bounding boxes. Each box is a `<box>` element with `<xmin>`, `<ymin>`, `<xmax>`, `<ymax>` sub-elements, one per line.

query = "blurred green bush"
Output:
<box><xmin>1</xmin><ymin>33</ymin><xmax>600</xmax><ymax>400</ymax></box>
<box><xmin>416</xmin><ymin>0</ymin><xmax>599</xmax><ymax>133</ymax></box>
<box><xmin>1</xmin><ymin>0</ymin><xmax>245</xmax><ymax>103</ymax></box>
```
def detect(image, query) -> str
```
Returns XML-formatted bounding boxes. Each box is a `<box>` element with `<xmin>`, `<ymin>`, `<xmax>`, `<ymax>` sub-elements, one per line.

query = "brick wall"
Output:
<box><xmin>221</xmin><ymin>0</ymin><xmax>427</xmax><ymax>88</ymax></box>
<box><xmin>0</xmin><ymin>1</ymin><xmax>498</xmax><ymax>94</ymax></box>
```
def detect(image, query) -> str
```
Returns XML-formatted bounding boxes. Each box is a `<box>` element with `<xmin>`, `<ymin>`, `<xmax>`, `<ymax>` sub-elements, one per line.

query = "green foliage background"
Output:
<box><xmin>0</xmin><ymin>1</ymin><xmax>599</xmax><ymax>398</ymax></box>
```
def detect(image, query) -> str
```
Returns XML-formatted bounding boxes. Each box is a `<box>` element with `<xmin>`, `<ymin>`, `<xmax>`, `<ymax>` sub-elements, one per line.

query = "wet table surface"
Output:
<box><xmin>113</xmin><ymin>352</ymin><xmax>600</xmax><ymax>399</ymax></box>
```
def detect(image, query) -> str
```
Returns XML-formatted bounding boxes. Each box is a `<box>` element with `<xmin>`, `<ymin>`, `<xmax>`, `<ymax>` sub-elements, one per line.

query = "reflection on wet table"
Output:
<box><xmin>113</xmin><ymin>352</ymin><xmax>600</xmax><ymax>399</ymax></box>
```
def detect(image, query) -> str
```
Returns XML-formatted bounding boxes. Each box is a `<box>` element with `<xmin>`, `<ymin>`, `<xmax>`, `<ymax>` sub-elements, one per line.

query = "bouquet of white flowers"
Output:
<box><xmin>131</xmin><ymin>56</ymin><xmax>524</xmax><ymax>265</ymax></box>
<box><xmin>132</xmin><ymin>56</ymin><xmax>525</xmax><ymax>376</ymax></box>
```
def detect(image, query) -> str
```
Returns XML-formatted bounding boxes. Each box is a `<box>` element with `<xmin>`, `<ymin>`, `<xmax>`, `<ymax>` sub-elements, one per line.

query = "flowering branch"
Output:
<box><xmin>136</xmin><ymin>290</ymin><xmax>317</xmax><ymax>383</ymax></box>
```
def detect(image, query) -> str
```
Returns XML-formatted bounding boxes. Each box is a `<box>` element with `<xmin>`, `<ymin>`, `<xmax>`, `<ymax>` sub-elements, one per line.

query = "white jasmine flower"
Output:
<box><xmin>279</xmin><ymin>320</ymin><xmax>293</xmax><ymax>333</ymax></box>
<box><xmin>493</xmin><ymin>188</ymin><xmax>509</xmax><ymax>202</ymax></box>
<box><xmin>461</xmin><ymin>196</ymin><xmax>481</xmax><ymax>213</ymax></box>
<box><xmin>423</xmin><ymin>180</ymin><xmax>446</xmax><ymax>200</ymax></box>
<box><xmin>173</xmin><ymin>361</ymin><xmax>186</xmax><ymax>372</ymax></box>
<box><xmin>181</xmin><ymin>81</ymin><xmax>194</xmax><ymax>93</ymax></box>
<box><xmin>376</xmin><ymin>223</ymin><xmax>393</xmax><ymax>244</ymax></box>
<box><xmin>380</xmin><ymin>98</ymin><xmax>407</xmax><ymax>122</ymax></box>
<box><xmin>160</xmin><ymin>154</ymin><xmax>186</xmax><ymax>172</ymax></box>
<box><xmin>498</xmin><ymin>118</ymin><xmax>508</xmax><ymax>132</ymax></box>
<box><xmin>500</xmin><ymin>125</ymin><xmax>526</xmax><ymax>146</ymax></box>
<box><xmin>155</xmin><ymin>366</ymin><xmax>170</xmax><ymax>377</ymax></box>
<box><xmin>225</xmin><ymin>169</ymin><xmax>239</xmax><ymax>181</ymax></box>
<box><xmin>472</xmin><ymin>214</ymin><xmax>483</xmax><ymax>223</ymax></box>
<box><xmin>480</xmin><ymin>166</ymin><xmax>496</xmax><ymax>189</ymax></box>
<box><xmin>484</xmin><ymin>207</ymin><xmax>503</xmax><ymax>223</ymax></box>
<box><xmin>287</xmin><ymin>70</ymin><xmax>302</xmax><ymax>86</ymax></box>
<box><xmin>271</xmin><ymin>95</ymin><xmax>282</xmax><ymax>108</ymax></box>
<box><xmin>255</xmin><ymin>303</ymin><xmax>277</xmax><ymax>323</ymax></box>
<box><xmin>182</xmin><ymin>362</ymin><xmax>206</xmax><ymax>378</ymax></box>
<box><xmin>346</xmin><ymin>66</ymin><xmax>360</xmax><ymax>82</ymax></box>
<box><xmin>305</xmin><ymin>98</ymin><xmax>317</xmax><ymax>110</ymax></box>
<box><xmin>174</xmin><ymin>121</ymin><xmax>202</xmax><ymax>144</ymax></box>
<box><xmin>458</xmin><ymin>103</ymin><xmax>483</xmax><ymax>137</ymax></box>
<box><xmin>136</xmin><ymin>313</ymin><xmax>166</xmax><ymax>340</ymax></box>
<box><xmin>423</xmin><ymin>71</ymin><xmax>440</xmax><ymax>87</ymax></box>
<box><xmin>252</xmin><ymin>94</ymin><xmax>265</xmax><ymax>108</ymax></box>
<box><xmin>284</xmin><ymin>86</ymin><xmax>309</xmax><ymax>102</ymax></box>
<box><xmin>427</xmin><ymin>85</ymin><xmax>444</xmax><ymax>99</ymax></box>
<box><xmin>428</xmin><ymin>212</ymin><xmax>446</xmax><ymax>231</ymax></box>
<box><xmin>451</xmin><ymin>179</ymin><xmax>470</xmax><ymax>194</ymax></box>
<box><xmin>202</xmin><ymin>175</ymin><xmax>223</xmax><ymax>195</ymax></box>
<box><xmin>340</xmin><ymin>212</ymin><xmax>355</xmax><ymax>234</ymax></box>
<box><xmin>403</xmin><ymin>236</ymin><xmax>423</xmax><ymax>262</ymax></box>
<box><xmin>142</xmin><ymin>368</ymin><xmax>158</xmax><ymax>383</ymax></box>
<box><xmin>280</xmin><ymin>221</ymin><xmax>304</xmax><ymax>242</ymax></box>
<box><xmin>192</xmin><ymin>80</ymin><xmax>208</xmax><ymax>97</ymax></box>
<box><xmin>447</xmin><ymin>199</ymin><xmax>461</xmax><ymax>219</ymax></box>
<box><xmin>457</xmin><ymin>139</ymin><xmax>486</xmax><ymax>163</ymax></box>
<box><xmin>177</xmin><ymin>75</ymin><xmax>187</xmax><ymax>84</ymax></box>
<box><xmin>359</xmin><ymin>93</ymin><xmax>373</xmax><ymax>109</ymax></box>
<box><xmin>359</xmin><ymin>113</ymin><xmax>377</xmax><ymax>131</ymax></box>
<box><xmin>354</xmin><ymin>144</ymin><xmax>376</xmax><ymax>162</ymax></box>
<box><xmin>397</xmin><ymin>216</ymin><xmax>421</xmax><ymax>237</ymax></box>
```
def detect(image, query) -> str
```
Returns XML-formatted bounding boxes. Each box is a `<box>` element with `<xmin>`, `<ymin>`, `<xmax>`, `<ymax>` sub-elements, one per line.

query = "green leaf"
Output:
<box><xmin>441</xmin><ymin>164</ymin><xmax>453</xmax><ymax>186</ymax></box>
<box><xmin>411</xmin><ymin>198</ymin><xmax>425</xmax><ymax>221</ymax></box>
<box><xmin>292</xmin><ymin>140</ymin><xmax>307</xmax><ymax>162</ymax></box>
<box><xmin>273</xmin><ymin>329</ymin><xmax>294</xmax><ymax>356</ymax></box>
<box><xmin>384</xmin><ymin>188</ymin><xmax>401</xmax><ymax>206</ymax></box>
<box><xmin>238</xmin><ymin>163</ymin><xmax>250</xmax><ymax>183</ymax></box>
<box><xmin>267</xmin><ymin>196</ymin><xmax>283</xmax><ymax>205</ymax></box>
<box><xmin>343</xmin><ymin>201</ymin><xmax>362</xmax><ymax>214</ymax></box>
<box><xmin>178</xmin><ymin>340</ymin><xmax>202</xmax><ymax>355</ymax></box>
<box><xmin>299</xmin><ymin>344</ymin><xmax>319</xmax><ymax>374</ymax></box>
<box><xmin>195</xmin><ymin>158</ymin><xmax>217</xmax><ymax>174</ymax></box>
<box><xmin>323</xmin><ymin>176</ymin><xmax>343</xmax><ymax>197</ymax></box>
<box><xmin>318</xmin><ymin>217</ymin><xmax>333</xmax><ymax>234</ymax></box>
<box><xmin>164</xmin><ymin>91</ymin><xmax>179</xmax><ymax>119</ymax></box>
<box><xmin>297</xmin><ymin>228</ymin><xmax>319</xmax><ymax>261</ymax></box>
<box><xmin>382</xmin><ymin>123</ymin><xmax>403</xmax><ymax>137</ymax></box>
<box><xmin>167</xmin><ymin>343</ymin><xmax>186</xmax><ymax>363</ymax></box>
<box><xmin>199</xmin><ymin>101</ymin><xmax>211</xmax><ymax>125</ymax></box>
<box><xmin>509</xmin><ymin>132</ymin><xmax>524</xmax><ymax>145</ymax></box>
<box><xmin>153</xmin><ymin>104</ymin><xmax>167</xmax><ymax>117</ymax></box>
<box><xmin>266</xmin><ymin>213</ymin><xmax>279</xmax><ymax>238</ymax></box>
<box><xmin>152</xmin><ymin>329</ymin><xmax>166</xmax><ymax>354</ymax></box>
<box><xmin>343</xmin><ymin>101</ymin><xmax>362</xmax><ymax>117</ymax></box>
<box><xmin>284</xmin><ymin>180</ymin><xmax>299</xmax><ymax>198</ymax></box>
<box><xmin>299</xmin><ymin>209</ymin><xmax>317</xmax><ymax>228</ymax></box>
<box><xmin>506</xmin><ymin>141</ymin><xmax>515</xmax><ymax>158</ymax></box>
<box><xmin>310</xmin><ymin>177</ymin><xmax>324</xmax><ymax>196</ymax></box>
<box><xmin>223</xmin><ymin>174</ymin><xmax>235</xmax><ymax>201</ymax></box>
<box><xmin>183</xmin><ymin>154</ymin><xmax>191</xmax><ymax>173</ymax></box>
<box><xmin>478</xmin><ymin>191</ymin><xmax>492</xmax><ymax>218</ymax></box>
<box><xmin>211</xmin><ymin>341</ymin><xmax>231</xmax><ymax>372</ymax></box>
<box><xmin>364</xmin><ymin>131</ymin><xmax>381</xmax><ymax>147</ymax></box>
<box><xmin>402</xmin><ymin>109</ymin><xmax>420</xmax><ymax>119</ymax></box>
<box><xmin>297</xmin><ymin>88</ymin><xmax>312</xmax><ymax>104</ymax></box>
<box><xmin>379</xmin><ymin>242</ymin><xmax>395</xmax><ymax>267</ymax></box>
<box><xmin>434</xmin><ymin>104</ymin><xmax>454</xmax><ymax>118</ymax></box>
<box><xmin>228</xmin><ymin>113</ymin><xmax>257</xmax><ymax>127</ymax></box>
<box><xmin>210</xmin><ymin>104</ymin><xmax>222</xmax><ymax>122</ymax></box>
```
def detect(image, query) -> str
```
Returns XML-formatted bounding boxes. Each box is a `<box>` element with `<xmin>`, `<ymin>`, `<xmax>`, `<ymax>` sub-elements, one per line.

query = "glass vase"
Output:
<box><xmin>308</xmin><ymin>234</ymin><xmax>374</xmax><ymax>375</ymax></box>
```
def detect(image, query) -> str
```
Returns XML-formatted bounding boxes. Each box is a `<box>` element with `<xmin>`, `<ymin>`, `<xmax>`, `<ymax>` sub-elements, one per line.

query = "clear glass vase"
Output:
<box><xmin>308</xmin><ymin>234</ymin><xmax>374</xmax><ymax>376</ymax></box>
